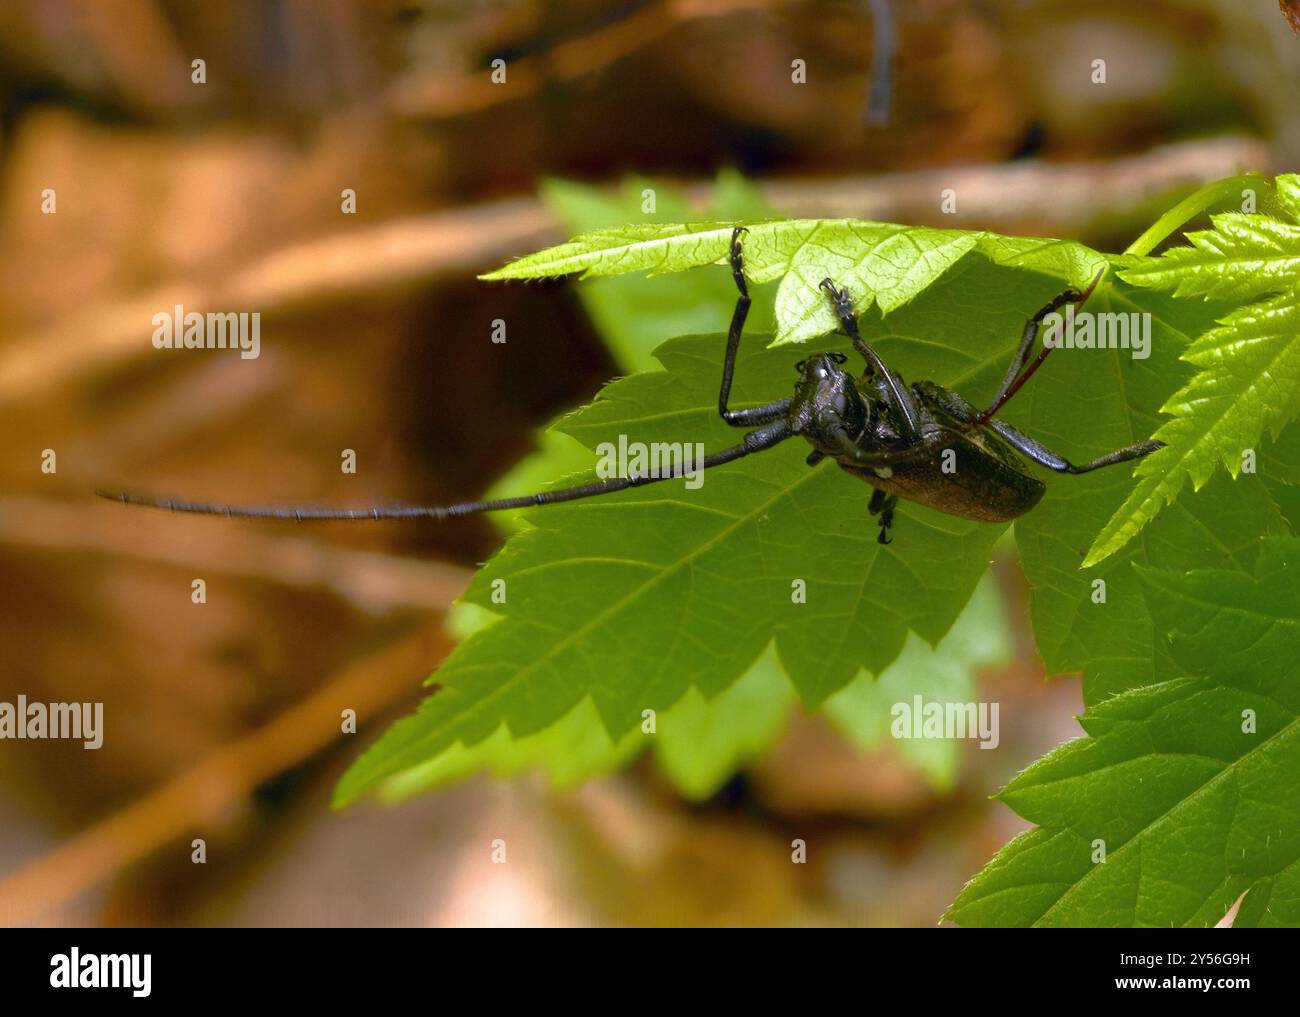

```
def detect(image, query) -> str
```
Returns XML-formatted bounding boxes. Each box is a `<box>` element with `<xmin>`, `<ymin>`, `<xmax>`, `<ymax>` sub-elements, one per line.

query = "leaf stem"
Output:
<box><xmin>1124</xmin><ymin>173</ymin><xmax>1270</xmax><ymax>257</ymax></box>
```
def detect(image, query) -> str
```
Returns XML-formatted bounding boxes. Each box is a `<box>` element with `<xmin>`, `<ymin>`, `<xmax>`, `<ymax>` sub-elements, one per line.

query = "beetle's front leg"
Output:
<box><xmin>818</xmin><ymin>278</ymin><xmax>921</xmax><ymax>440</ymax></box>
<box><xmin>718</xmin><ymin>227</ymin><xmax>794</xmax><ymax>427</ymax></box>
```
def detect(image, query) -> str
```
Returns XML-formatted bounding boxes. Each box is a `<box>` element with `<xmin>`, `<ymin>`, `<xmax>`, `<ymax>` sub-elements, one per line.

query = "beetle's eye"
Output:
<box><xmin>795</xmin><ymin>358</ymin><xmax>808</xmax><ymax>373</ymax></box>
<box><xmin>828</xmin><ymin>352</ymin><xmax>848</xmax><ymax>365</ymax></box>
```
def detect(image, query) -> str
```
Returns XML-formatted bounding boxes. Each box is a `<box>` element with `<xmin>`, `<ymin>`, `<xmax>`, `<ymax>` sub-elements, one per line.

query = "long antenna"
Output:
<box><xmin>97</xmin><ymin>422</ymin><xmax>794</xmax><ymax>521</ymax></box>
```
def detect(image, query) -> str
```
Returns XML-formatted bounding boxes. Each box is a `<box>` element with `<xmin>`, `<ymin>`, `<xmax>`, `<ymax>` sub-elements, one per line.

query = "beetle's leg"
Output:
<box><xmin>830</xmin><ymin>422</ymin><xmax>942</xmax><ymax>467</ymax></box>
<box><xmin>831</xmin><ymin>424</ymin><xmax>873</xmax><ymax>462</ymax></box>
<box><xmin>806</xmin><ymin>450</ymin><xmax>826</xmax><ymax>466</ymax></box>
<box><xmin>829</xmin><ymin>428</ymin><xmax>921</xmax><ymax>532</ymax></box>
<box><xmin>818</xmin><ymin>278</ymin><xmax>920</xmax><ymax>440</ymax></box>
<box><xmin>988</xmin><ymin>426</ymin><xmax>1164</xmax><ymax>475</ymax></box>
<box><xmin>975</xmin><ymin>268</ymin><xmax>1105</xmax><ymax>425</ymax></box>
<box><xmin>840</xmin><ymin>438</ymin><xmax>947</xmax><ymax>467</ymax></box>
<box><xmin>719</xmin><ymin>226</ymin><xmax>794</xmax><ymax>427</ymax></box>
<box><xmin>868</xmin><ymin>488</ymin><xmax>898</xmax><ymax>544</ymax></box>
<box><xmin>915</xmin><ymin>380</ymin><xmax>1164</xmax><ymax>475</ymax></box>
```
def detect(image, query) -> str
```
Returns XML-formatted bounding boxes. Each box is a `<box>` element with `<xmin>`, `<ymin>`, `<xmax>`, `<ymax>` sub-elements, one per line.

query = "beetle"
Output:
<box><xmin>101</xmin><ymin>226</ymin><xmax>1163</xmax><ymax>545</ymax></box>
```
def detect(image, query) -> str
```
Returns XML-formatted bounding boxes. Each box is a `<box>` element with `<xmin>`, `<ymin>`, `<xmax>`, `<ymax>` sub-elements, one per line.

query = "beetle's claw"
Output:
<box><xmin>877</xmin><ymin>505</ymin><xmax>896</xmax><ymax>545</ymax></box>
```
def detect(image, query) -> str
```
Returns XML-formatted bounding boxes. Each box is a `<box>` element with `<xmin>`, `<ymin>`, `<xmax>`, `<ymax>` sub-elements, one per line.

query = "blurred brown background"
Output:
<box><xmin>0</xmin><ymin>0</ymin><xmax>1294</xmax><ymax>927</ymax></box>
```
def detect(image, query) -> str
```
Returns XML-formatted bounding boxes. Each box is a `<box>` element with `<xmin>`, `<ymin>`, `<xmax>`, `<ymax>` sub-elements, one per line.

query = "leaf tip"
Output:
<box><xmin>1079</xmin><ymin>545</ymin><xmax>1116</xmax><ymax>570</ymax></box>
<box><xmin>329</xmin><ymin>777</ymin><xmax>362</xmax><ymax>810</ymax></box>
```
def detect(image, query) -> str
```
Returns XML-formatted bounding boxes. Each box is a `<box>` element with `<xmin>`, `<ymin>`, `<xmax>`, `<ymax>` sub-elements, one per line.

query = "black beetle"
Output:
<box><xmin>100</xmin><ymin>226</ymin><xmax>1162</xmax><ymax>545</ymax></box>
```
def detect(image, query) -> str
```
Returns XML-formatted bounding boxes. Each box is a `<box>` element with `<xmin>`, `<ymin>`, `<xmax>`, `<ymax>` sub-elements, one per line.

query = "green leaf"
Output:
<box><xmin>333</xmin><ymin>178</ymin><xmax>1300</xmax><ymax>930</ymax></box>
<box><xmin>1278</xmin><ymin>174</ymin><xmax>1300</xmax><ymax>220</ymax></box>
<box><xmin>835</xmin><ymin>251</ymin><xmax>1287</xmax><ymax>704</ymax></box>
<box><xmin>947</xmin><ymin>538</ymin><xmax>1300</xmax><ymax>928</ymax></box>
<box><xmin>383</xmin><ymin>574</ymin><xmax>1010</xmax><ymax>803</ymax></box>
<box><xmin>1006</xmin><ymin>281</ymin><xmax>1292</xmax><ymax>701</ymax></box>
<box><xmin>823</xmin><ymin>573</ymin><xmax>1010</xmax><ymax>791</ymax></box>
<box><xmin>1120</xmin><ymin>212</ymin><xmax>1300</xmax><ymax>301</ymax></box>
<box><xmin>1085</xmin><ymin>178</ymin><xmax>1300</xmax><ymax>566</ymax></box>
<box><xmin>341</xmin><ymin>246</ymin><xmax>1254</xmax><ymax>807</ymax></box>
<box><xmin>1261</xmin><ymin>424</ymin><xmax>1300</xmax><ymax>534</ymax></box>
<box><xmin>1123</xmin><ymin>172</ymin><xmax>1276</xmax><ymax>258</ymax></box>
<box><xmin>648</xmin><ymin>643</ymin><xmax>794</xmax><ymax>800</ymax></box>
<box><xmin>538</xmin><ymin>173</ymin><xmax>775</xmax><ymax>371</ymax></box>
<box><xmin>478</xmin><ymin>176</ymin><xmax>775</xmax><ymax>531</ymax></box>
<box><xmin>335</xmin><ymin>325</ymin><xmax>1007</xmax><ymax>806</ymax></box>
<box><xmin>379</xmin><ymin>686</ymin><xmax>641</xmax><ymax>800</ymax></box>
<box><xmin>483</xmin><ymin>218</ymin><xmax>1107</xmax><ymax>345</ymax></box>
<box><xmin>397</xmin><ymin>601</ymin><xmax>797</xmax><ymax>803</ymax></box>
<box><xmin>379</xmin><ymin>632</ymin><xmax>793</xmax><ymax>804</ymax></box>
<box><xmin>441</xmin><ymin>175</ymin><xmax>797</xmax><ymax>801</ymax></box>
<box><xmin>408</xmin><ymin>180</ymin><xmax>1009</xmax><ymax>803</ymax></box>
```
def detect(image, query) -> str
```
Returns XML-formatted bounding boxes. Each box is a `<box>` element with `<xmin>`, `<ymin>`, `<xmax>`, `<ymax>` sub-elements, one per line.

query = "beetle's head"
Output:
<box><xmin>790</xmin><ymin>352</ymin><xmax>869</xmax><ymax>454</ymax></box>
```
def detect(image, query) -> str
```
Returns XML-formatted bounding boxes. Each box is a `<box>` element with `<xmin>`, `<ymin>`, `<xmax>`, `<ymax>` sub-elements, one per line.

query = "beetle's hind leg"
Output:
<box><xmin>991</xmin><ymin>428</ymin><xmax>1164</xmax><ymax>474</ymax></box>
<box><xmin>987</xmin><ymin>429</ymin><xmax>1164</xmax><ymax>478</ymax></box>
<box><xmin>915</xmin><ymin>381</ymin><xmax>1164</xmax><ymax>475</ymax></box>
<box><xmin>717</xmin><ymin>227</ymin><xmax>793</xmax><ymax>427</ymax></box>
<box><xmin>868</xmin><ymin>487</ymin><xmax>898</xmax><ymax>545</ymax></box>
<box><xmin>974</xmin><ymin>268</ymin><xmax>1106</xmax><ymax>426</ymax></box>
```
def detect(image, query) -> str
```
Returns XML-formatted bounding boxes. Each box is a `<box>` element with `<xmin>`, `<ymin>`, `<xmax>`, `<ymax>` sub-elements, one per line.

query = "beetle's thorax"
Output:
<box><xmin>786</xmin><ymin>353</ymin><xmax>874</xmax><ymax>455</ymax></box>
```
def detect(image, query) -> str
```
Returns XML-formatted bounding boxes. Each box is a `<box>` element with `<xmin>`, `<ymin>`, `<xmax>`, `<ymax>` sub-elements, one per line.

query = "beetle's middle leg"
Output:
<box><xmin>718</xmin><ymin>227</ymin><xmax>793</xmax><ymax>427</ymax></box>
<box><xmin>915</xmin><ymin>381</ymin><xmax>1164</xmax><ymax>475</ymax></box>
<box><xmin>868</xmin><ymin>487</ymin><xmax>898</xmax><ymax>544</ymax></box>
